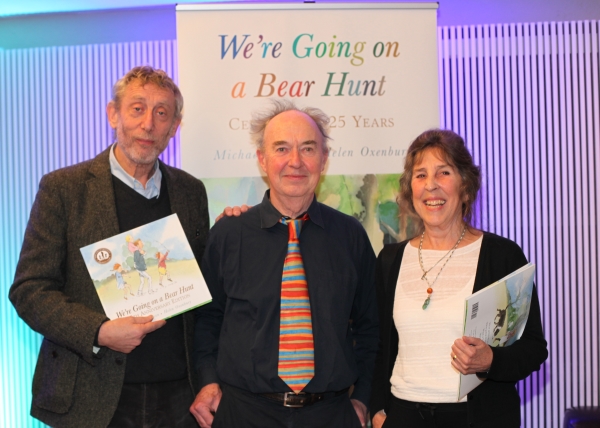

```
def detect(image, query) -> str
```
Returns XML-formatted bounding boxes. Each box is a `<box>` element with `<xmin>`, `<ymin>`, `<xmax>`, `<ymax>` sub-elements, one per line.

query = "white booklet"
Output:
<box><xmin>80</xmin><ymin>213</ymin><xmax>211</xmax><ymax>320</ymax></box>
<box><xmin>458</xmin><ymin>263</ymin><xmax>536</xmax><ymax>400</ymax></box>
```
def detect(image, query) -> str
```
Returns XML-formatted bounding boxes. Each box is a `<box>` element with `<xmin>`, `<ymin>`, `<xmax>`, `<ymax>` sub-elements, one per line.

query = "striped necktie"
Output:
<box><xmin>278</xmin><ymin>214</ymin><xmax>314</xmax><ymax>393</ymax></box>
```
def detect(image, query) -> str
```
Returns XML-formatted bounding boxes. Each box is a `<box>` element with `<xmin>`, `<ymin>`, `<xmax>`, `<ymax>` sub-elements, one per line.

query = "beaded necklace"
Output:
<box><xmin>418</xmin><ymin>226</ymin><xmax>466</xmax><ymax>309</ymax></box>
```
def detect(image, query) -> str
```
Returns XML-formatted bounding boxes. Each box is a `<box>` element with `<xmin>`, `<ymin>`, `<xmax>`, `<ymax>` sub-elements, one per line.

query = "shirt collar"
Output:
<box><xmin>259</xmin><ymin>190</ymin><xmax>324</xmax><ymax>229</ymax></box>
<box><xmin>109</xmin><ymin>143</ymin><xmax>162</xmax><ymax>199</ymax></box>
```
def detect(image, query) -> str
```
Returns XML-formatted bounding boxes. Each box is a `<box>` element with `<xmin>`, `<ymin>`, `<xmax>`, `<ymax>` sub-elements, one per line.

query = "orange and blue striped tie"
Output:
<box><xmin>278</xmin><ymin>214</ymin><xmax>314</xmax><ymax>393</ymax></box>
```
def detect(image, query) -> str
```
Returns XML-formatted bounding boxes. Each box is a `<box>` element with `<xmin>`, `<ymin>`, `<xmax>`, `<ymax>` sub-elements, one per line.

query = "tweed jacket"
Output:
<box><xmin>369</xmin><ymin>232</ymin><xmax>548</xmax><ymax>427</ymax></box>
<box><xmin>9</xmin><ymin>147</ymin><xmax>209</xmax><ymax>428</ymax></box>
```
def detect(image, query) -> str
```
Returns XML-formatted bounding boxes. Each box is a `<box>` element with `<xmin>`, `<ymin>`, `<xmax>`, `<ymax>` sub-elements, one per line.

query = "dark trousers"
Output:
<box><xmin>382</xmin><ymin>395</ymin><xmax>468</xmax><ymax>428</ymax></box>
<box><xmin>108</xmin><ymin>378</ymin><xmax>198</xmax><ymax>428</ymax></box>
<box><xmin>213</xmin><ymin>383</ymin><xmax>362</xmax><ymax>428</ymax></box>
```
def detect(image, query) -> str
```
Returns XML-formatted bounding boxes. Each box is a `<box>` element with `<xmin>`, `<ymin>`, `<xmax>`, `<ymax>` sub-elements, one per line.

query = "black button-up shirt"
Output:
<box><xmin>194</xmin><ymin>191</ymin><xmax>378</xmax><ymax>405</ymax></box>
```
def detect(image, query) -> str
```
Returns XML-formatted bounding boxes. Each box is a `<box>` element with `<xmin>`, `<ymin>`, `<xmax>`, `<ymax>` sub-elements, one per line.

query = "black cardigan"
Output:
<box><xmin>369</xmin><ymin>232</ymin><xmax>548</xmax><ymax>427</ymax></box>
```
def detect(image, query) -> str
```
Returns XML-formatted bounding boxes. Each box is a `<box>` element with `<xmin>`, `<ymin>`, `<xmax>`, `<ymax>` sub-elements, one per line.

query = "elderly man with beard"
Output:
<box><xmin>10</xmin><ymin>66</ymin><xmax>209</xmax><ymax>428</ymax></box>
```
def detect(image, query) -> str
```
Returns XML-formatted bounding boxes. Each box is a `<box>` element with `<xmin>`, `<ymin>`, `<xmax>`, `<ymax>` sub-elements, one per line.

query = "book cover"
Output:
<box><xmin>80</xmin><ymin>213</ymin><xmax>211</xmax><ymax>321</ymax></box>
<box><xmin>458</xmin><ymin>263</ymin><xmax>536</xmax><ymax>400</ymax></box>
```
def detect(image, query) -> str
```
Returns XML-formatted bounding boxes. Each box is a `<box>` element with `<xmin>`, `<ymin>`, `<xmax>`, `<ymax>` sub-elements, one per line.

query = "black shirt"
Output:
<box><xmin>194</xmin><ymin>191</ymin><xmax>378</xmax><ymax>405</ymax></box>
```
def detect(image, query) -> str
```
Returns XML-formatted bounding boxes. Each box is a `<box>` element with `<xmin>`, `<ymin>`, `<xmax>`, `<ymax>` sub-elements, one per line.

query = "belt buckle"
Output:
<box><xmin>283</xmin><ymin>392</ymin><xmax>305</xmax><ymax>408</ymax></box>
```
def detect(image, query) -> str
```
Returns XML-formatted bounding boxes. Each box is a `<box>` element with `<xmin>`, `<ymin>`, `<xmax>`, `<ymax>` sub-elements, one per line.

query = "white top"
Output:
<box><xmin>390</xmin><ymin>235</ymin><xmax>483</xmax><ymax>403</ymax></box>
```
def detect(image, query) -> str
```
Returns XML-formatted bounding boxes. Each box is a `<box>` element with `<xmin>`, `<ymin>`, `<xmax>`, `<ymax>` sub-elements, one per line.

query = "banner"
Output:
<box><xmin>177</xmin><ymin>2</ymin><xmax>439</xmax><ymax>253</ymax></box>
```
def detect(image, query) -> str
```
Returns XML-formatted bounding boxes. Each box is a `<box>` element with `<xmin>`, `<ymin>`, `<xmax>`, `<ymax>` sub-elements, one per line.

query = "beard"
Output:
<box><xmin>114</xmin><ymin>124</ymin><xmax>171</xmax><ymax>166</ymax></box>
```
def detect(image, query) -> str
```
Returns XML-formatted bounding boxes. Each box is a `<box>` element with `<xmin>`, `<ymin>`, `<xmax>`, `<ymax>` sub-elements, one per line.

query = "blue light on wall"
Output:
<box><xmin>0</xmin><ymin>41</ymin><xmax>180</xmax><ymax>428</ymax></box>
<box><xmin>0</xmin><ymin>0</ymin><xmax>201</xmax><ymax>17</ymax></box>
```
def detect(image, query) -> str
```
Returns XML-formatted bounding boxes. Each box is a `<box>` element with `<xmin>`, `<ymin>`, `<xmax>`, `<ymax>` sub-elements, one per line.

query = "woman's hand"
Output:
<box><xmin>451</xmin><ymin>336</ymin><xmax>493</xmax><ymax>375</ymax></box>
<box><xmin>372</xmin><ymin>410</ymin><xmax>387</xmax><ymax>428</ymax></box>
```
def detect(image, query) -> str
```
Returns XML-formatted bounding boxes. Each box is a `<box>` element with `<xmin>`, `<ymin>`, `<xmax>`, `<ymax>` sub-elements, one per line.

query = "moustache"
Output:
<box><xmin>134</xmin><ymin>134</ymin><xmax>157</xmax><ymax>143</ymax></box>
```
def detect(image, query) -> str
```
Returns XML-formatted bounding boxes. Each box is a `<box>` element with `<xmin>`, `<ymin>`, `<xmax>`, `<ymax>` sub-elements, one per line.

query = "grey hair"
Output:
<box><xmin>111</xmin><ymin>65</ymin><xmax>184</xmax><ymax>120</ymax></box>
<box><xmin>250</xmin><ymin>99</ymin><xmax>331</xmax><ymax>153</ymax></box>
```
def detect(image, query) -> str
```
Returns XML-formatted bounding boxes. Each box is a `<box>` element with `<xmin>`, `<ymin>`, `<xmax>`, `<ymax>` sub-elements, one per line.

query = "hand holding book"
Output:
<box><xmin>457</xmin><ymin>263</ymin><xmax>536</xmax><ymax>400</ymax></box>
<box><xmin>97</xmin><ymin>315</ymin><xmax>166</xmax><ymax>353</ymax></box>
<box><xmin>451</xmin><ymin>335</ymin><xmax>493</xmax><ymax>375</ymax></box>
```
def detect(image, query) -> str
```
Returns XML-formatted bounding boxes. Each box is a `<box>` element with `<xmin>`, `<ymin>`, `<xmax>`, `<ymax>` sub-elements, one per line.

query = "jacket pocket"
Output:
<box><xmin>32</xmin><ymin>338</ymin><xmax>79</xmax><ymax>414</ymax></box>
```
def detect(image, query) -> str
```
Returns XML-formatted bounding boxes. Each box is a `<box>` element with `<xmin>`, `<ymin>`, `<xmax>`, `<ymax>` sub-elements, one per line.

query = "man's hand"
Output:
<box><xmin>451</xmin><ymin>335</ymin><xmax>493</xmax><ymax>375</ymax></box>
<box><xmin>190</xmin><ymin>383</ymin><xmax>222</xmax><ymax>428</ymax></box>
<box><xmin>372</xmin><ymin>409</ymin><xmax>386</xmax><ymax>428</ymax></box>
<box><xmin>214</xmin><ymin>205</ymin><xmax>250</xmax><ymax>222</ymax></box>
<box><xmin>97</xmin><ymin>315</ymin><xmax>165</xmax><ymax>353</ymax></box>
<box><xmin>351</xmin><ymin>399</ymin><xmax>368</xmax><ymax>428</ymax></box>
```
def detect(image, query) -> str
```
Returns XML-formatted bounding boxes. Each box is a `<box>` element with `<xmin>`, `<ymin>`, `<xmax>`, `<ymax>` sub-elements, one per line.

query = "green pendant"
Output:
<box><xmin>422</xmin><ymin>296</ymin><xmax>430</xmax><ymax>310</ymax></box>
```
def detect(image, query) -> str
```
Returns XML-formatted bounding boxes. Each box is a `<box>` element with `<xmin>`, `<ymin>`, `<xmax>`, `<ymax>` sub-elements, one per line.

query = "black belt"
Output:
<box><xmin>258</xmin><ymin>388</ymin><xmax>350</xmax><ymax>408</ymax></box>
<box><xmin>393</xmin><ymin>396</ymin><xmax>468</xmax><ymax>416</ymax></box>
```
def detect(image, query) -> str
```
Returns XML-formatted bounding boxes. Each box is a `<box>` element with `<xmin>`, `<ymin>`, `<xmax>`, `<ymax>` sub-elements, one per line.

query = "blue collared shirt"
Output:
<box><xmin>109</xmin><ymin>143</ymin><xmax>162</xmax><ymax>199</ymax></box>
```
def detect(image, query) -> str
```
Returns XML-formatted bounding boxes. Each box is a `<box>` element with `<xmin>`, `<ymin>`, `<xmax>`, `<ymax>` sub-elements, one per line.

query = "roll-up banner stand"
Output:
<box><xmin>177</xmin><ymin>2</ymin><xmax>439</xmax><ymax>253</ymax></box>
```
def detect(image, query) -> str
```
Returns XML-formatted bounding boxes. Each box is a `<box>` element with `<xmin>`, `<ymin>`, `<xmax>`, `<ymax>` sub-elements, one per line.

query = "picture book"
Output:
<box><xmin>458</xmin><ymin>263</ymin><xmax>536</xmax><ymax>400</ymax></box>
<box><xmin>80</xmin><ymin>214</ymin><xmax>211</xmax><ymax>320</ymax></box>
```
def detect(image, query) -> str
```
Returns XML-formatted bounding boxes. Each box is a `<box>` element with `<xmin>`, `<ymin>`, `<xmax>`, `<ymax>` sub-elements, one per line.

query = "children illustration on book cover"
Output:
<box><xmin>133</xmin><ymin>238</ymin><xmax>153</xmax><ymax>295</ymax></box>
<box><xmin>155</xmin><ymin>251</ymin><xmax>173</xmax><ymax>286</ymax></box>
<box><xmin>80</xmin><ymin>214</ymin><xmax>211</xmax><ymax>320</ymax></box>
<box><xmin>112</xmin><ymin>263</ymin><xmax>134</xmax><ymax>300</ymax></box>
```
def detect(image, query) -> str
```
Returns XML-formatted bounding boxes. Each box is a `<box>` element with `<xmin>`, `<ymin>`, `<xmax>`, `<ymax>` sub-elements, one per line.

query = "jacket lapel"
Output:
<box><xmin>86</xmin><ymin>147</ymin><xmax>120</xmax><ymax>240</ymax></box>
<box><xmin>161</xmin><ymin>162</ymin><xmax>192</xmax><ymax>241</ymax></box>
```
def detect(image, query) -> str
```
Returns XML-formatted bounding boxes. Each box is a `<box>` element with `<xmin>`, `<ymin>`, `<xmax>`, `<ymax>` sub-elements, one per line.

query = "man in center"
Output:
<box><xmin>190</xmin><ymin>100</ymin><xmax>379</xmax><ymax>428</ymax></box>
